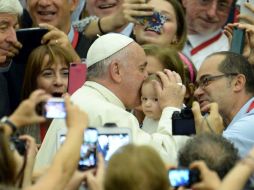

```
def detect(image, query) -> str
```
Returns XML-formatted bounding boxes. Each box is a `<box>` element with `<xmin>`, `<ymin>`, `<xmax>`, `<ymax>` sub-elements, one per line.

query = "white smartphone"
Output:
<box><xmin>237</xmin><ymin>0</ymin><xmax>254</xmax><ymax>24</ymax></box>
<box><xmin>97</xmin><ymin>126</ymin><xmax>132</xmax><ymax>162</ymax></box>
<box><xmin>42</xmin><ymin>98</ymin><xmax>66</xmax><ymax>119</ymax></box>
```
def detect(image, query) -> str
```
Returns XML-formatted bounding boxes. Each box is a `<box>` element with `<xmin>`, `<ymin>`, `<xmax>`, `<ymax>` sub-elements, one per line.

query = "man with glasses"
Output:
<box><xmin>181</xmin><ymin>0</ymin><xmax>236</xmax><ymax>70</ymax></box>
<box><xmin>193</xmin><ymin>51</ymin><xmax>254</xmax><ymax>158</ymax></box>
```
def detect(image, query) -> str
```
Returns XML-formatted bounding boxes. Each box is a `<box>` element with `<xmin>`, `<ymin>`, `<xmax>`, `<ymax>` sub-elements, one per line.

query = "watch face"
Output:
<box><xmin>0</xmin><ymin>116</ymin><xmax>8</xmax><ymax>123</ymax></box>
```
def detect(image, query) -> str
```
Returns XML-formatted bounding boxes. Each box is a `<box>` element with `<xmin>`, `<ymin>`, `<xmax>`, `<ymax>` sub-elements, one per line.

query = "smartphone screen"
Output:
<box><xmin>57</xmin><ymin>128</ymin><xmax>98</xmax><ymax>170</ymax></box>
<box><xmin>168</xmin><ymin>169</ymin><xmax>191</xmax><ymax>188</ymax></box>
<box><xmin>43</xmin><ymin>98</ymin><xmax>66</xmax><ymax>119</ymax></box>
<box><xmin>97</xmin><ymin>133</ymin><xmax>130</xmax><ymax>162</ymax></box>
<box><xmin>79</xmin><ymin>128</ymin><xmax>98</xmax><ymax>170</ymax></box>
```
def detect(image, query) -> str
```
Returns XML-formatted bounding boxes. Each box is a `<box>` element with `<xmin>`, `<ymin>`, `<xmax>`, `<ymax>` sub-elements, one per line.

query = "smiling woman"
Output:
<box><xmin>19</xmin><ymin>44</ymin><xmax>75</xmax><ymax>144</ymax></box>
<box><xmin>22</xmin><ymin>44</ymin><xmax>74</xmax><ymax>100</ymax></box>
<box><xmin>134</xmin><ymin>0</ymin><xmax>187</xmax><ymax>49</ymax></box>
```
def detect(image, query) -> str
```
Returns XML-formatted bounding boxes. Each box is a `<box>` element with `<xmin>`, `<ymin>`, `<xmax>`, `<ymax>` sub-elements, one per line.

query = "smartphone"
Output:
<box><xmin>97</xmin><ymin>126</ymin><xmax>132</xmax><ymax>162</ymax></box>
<box><xmin>168</xmin><ymin>168</ymin><xmax>200</xmax><ymax>188</ymax></box>
<box><xmin>13</xmin><ymin>28</ymin><xmax>48</xmax><ymax>63</ymax></box>
<box><xmin>56</xmin><ymin>128</ymin><xmax>98</xmax><ymax>171</ymax></box>
<box><xmin>67</xmin><ymin>63</ymin><xmax>87</xmax><ymax>95</ymax></box>
<box><xmin>230</xmin><ymin>27</ymin><xmax>245</xmax><ymax>54</ymax></box>
<box><xmin>237</xmin><ymin>0</ymin><xmax>254</xmax><ymax>24</ymax></box>
<box><xmin>42</xmin><ymin>98</ymin><xmax>66</xmax><ymax>119</ymax></box>
<box><xmin>79</xmin><ymin>127</ymin><xmax>98</xmax><ymax>170</ymax></box>
<box><xmin>172</xmin><ymin>108</ymin><xmax>196</xmax><ymax>136</ymax></box>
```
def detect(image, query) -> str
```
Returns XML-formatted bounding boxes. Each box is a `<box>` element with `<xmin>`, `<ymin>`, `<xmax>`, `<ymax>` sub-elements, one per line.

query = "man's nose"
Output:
<box><xmin>193</xmin><ymin>86</ymin><xmax>204</xmax><ymax>99</ymax></box>
<box><xmin>38</xmin><ymin>0</ymin><xmax>51</xmax><ymax>6</ymax></box>
<box><xmin>5</xmin><ymin>27</ymin><xmax>17</xmax><ymax>43</ymax></box>
<box><xmin>144</xmin><ymin>70</ymin><xmax>148</xmax><ymax>80</ymax></box>
<box><xmin>207</xmin><ymin>1</ymin><xmax>218</xmax><ymax>18</ymax></box>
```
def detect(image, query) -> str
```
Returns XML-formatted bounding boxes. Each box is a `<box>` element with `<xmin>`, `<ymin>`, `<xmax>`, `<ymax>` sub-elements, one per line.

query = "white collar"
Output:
<box><xmin>188</xmin><ymin>29</ymin><xmax>223</xmax><ymax>48</ymax></box>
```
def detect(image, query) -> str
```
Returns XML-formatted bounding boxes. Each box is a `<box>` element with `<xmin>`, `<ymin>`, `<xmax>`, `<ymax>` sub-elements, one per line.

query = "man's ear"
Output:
<box><xmin>109</xmin><ymin>61</ymin><xmax>122</xmax><ymax>83</ymax></box>
<box><xmin>70</xmin><ymin>0</ymin><xmax>79</xmax><ymax>12</ymax></box>
<box><xmin>233</xmin><ymin>74</ymin><xmax>246</xmax><ymax>92</ymax></box>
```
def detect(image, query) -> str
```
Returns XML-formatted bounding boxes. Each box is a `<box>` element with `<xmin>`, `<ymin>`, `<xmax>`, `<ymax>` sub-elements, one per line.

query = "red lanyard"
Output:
<box><xmin>71</xmin><ymin>28</ymin><xmax>79</xmax><ymax>49</ymax></box>
<box><xmin>246</xmin><ymin>101</ymin><xmax>254</xmax><ymax>113</ymax></box>
<box><xmin>40</xmin><ymin>123</ymin><xmax>48</xmax><ymax>142</ymax></box>
<box><xmin>190</xmin><ymin>32</ymin><xmax>223</xmax><ymax>56</ymax></box>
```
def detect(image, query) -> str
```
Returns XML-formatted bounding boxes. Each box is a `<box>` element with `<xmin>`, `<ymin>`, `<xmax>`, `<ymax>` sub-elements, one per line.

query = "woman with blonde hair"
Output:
<box><xmin>105</xmin><ymin>144</ymin><xmax>170</xmax><ymax>190</ymax></box>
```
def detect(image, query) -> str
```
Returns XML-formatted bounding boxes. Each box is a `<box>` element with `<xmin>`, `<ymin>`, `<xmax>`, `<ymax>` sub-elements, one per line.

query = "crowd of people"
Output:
<box><xmin>1</xmin><ymin>0</ymin><xmax>254</xmax><ymax>189</ymax></box>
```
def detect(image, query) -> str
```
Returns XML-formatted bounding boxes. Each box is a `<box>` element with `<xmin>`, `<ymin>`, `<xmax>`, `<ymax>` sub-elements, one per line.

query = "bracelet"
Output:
<box><xmin>98</xmin><ymin>18</ymin><xmax>106</xmax><ymax>34</ymax></box>
<box><xmin>0</xmin><ymin>116</ymin><xmax>17</xmax><ymax>134</ymax></box>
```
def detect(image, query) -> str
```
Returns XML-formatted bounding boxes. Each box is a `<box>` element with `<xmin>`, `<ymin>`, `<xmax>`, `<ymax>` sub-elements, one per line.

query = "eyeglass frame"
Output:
<box><xmin>195</xmin><ymin>73</ymin><xmax>239</xmax><ymax>89</ymax></box>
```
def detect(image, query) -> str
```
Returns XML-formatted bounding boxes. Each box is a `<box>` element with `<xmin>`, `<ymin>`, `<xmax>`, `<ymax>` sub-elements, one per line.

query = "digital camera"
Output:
<box><xmin>10</xmin><ymin>136</ymin><xmax>26</xmax><ymax>156</ymax></box>
<box><xmin>168</xmin><ymin>168</ymin><xmax>200</xmax><ymax>188</ymax></box>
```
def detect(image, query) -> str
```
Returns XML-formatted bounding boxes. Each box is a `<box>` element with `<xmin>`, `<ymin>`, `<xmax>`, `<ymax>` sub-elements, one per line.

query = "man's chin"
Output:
<box><xmin>192</xmin><ymin>24</ymin><xmax>217</xmax><ymax>35</ymax></box>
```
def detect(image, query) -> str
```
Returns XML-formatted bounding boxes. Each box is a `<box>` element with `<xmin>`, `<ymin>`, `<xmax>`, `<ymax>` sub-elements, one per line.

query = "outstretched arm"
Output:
<box><xmin>26</xmin><ymin>95</ymin><xmax>88</xmax><ymax>190</ymax></box>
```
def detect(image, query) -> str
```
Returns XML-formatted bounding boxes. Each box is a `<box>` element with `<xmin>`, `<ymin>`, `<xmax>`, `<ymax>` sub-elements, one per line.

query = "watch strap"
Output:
<box><xmin>1</xmin><ymin>116</ymin><xmax>17</xmax><ymax>133</ymax></box>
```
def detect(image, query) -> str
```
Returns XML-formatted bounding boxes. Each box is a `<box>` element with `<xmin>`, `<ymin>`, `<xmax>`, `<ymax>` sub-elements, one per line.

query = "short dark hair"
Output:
<box><xmin>210</xmin><ymin>51</ymin><xmax>254</xmax><ymax>94</ymax></box>
<box><xmin>178</xmin><ymin>133</ymin><xmax>239</xmax><ymax>179</ymax></box>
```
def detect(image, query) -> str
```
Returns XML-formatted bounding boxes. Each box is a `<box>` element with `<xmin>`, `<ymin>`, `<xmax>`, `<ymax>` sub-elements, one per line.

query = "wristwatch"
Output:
<box><xmin>0</xmin><ymin>116</ymin><xmax>17</xmax><ymax>133</ymax></box>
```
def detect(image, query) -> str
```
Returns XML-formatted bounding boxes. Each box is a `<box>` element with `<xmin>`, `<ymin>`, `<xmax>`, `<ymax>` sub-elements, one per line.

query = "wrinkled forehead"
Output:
<box><xmin>0</xmin><ymin>13</ymin><xmax>18</xmax><ymax>24</ymax></box>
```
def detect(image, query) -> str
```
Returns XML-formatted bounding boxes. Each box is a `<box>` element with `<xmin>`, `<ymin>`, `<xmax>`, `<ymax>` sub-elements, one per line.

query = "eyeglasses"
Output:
<box><xmin>195</xmin><ymin>73</ymin><xmax>238</xmax><ymax>89</ymax></box>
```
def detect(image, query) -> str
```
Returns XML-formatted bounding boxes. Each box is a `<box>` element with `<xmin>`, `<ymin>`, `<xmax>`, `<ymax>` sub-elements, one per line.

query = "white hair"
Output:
<box><xmin>0</xmin><ymin>0</ymin><xmax>23</xmax><ymax>16</ymax></box>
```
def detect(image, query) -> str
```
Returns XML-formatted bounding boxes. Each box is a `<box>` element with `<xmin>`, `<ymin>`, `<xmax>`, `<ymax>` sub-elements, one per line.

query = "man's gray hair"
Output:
<box><xmin>0</xmin><ymin>0</ymin><xmax>23</xmax><ymax>16</ymax></box>
<box><xmin>87</xmin><ymin>45</ymin><xmax>130</xmax><ymax>80</ymax></box>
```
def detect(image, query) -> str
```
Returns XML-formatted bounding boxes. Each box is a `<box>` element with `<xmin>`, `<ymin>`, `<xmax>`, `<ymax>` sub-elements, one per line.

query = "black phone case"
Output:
<box><xmin>13</xmin><ymin>28</ymin><xmax>48</xmax><ymax>63</ymax></box>
<box><xmin>230</xmin><ymin>28</ymin><xmax>245</xmax><ymax>54</ymax></box>
<box><xmin>172</xmin><ymin>108</ymin><xmax>196</xmax><ymax>136</ymax></box>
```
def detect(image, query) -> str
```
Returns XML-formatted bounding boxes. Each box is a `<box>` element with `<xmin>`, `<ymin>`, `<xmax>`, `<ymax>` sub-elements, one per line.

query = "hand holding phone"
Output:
<box><xmin>58</xmin><ymin>128</ymin><xmax>98</xmax><ymax>171</ymax></box>
<box><xmin>168</xmin><ymin>168</ymin><xmax>200</xmax><ymax>188</ymax></box>
<box><xmin>237</xmin><ymin>0</ymin><xmax>254</xmax><ymax>24</ymax></box>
